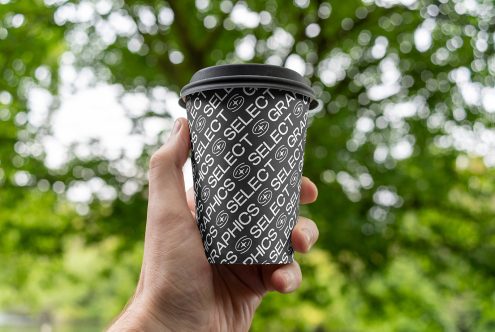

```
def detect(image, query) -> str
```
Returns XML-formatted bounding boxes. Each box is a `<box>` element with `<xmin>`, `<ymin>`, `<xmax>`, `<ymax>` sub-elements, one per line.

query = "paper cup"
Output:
<box><xmin>179</xmin><ymin>64</ymin><xmax>317</xmax><ymax>264</ymax></box>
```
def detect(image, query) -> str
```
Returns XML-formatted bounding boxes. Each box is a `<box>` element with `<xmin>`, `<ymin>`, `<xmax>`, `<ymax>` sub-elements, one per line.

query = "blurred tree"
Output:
<box><xmin>1</xmin><ymin>0</ymin><xmax>495</xmax><ymax>330</ymax></box>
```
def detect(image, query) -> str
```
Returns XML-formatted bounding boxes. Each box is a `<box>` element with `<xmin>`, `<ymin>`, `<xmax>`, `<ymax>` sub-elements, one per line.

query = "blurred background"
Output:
<box><xmin>1</xmin><ymin>0</ymin><xmax>495</xmax><ymax>331</ymax></box>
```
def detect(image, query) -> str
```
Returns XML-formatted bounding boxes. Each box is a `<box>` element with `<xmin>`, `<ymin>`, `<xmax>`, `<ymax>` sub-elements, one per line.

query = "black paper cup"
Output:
<box><xmin>179</xmin><ymin>64</ymin><xmax>317</xmax><ymax>264</ymax></box>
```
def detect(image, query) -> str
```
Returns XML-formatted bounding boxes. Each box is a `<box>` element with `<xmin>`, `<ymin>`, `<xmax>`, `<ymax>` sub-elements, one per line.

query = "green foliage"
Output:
<box><xmin>1</xmin><ymin>0</ymin><xmax>495</xmax><ymax>330</ymax></box>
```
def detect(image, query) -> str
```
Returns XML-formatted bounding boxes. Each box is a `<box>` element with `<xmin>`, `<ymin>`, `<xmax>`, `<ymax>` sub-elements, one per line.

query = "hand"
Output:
<box><xmin>108</xmin><ymin>117</ymin><xmax>319</xmax><ymax>332</ymax></box>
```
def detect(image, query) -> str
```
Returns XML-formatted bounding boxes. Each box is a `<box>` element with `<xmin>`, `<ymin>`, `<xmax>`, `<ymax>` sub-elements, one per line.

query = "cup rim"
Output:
<box><xmin>178</xmin><ymin>64</ymin><xmax>318</xmax><ymax>110</ymax></box>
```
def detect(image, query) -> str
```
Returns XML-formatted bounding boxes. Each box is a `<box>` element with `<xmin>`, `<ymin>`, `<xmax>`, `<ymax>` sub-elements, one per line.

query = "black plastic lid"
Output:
<box><xmin>179</xmin><ymin>64</ymin><xmax>318</xmax><ymax>110</ymax></box>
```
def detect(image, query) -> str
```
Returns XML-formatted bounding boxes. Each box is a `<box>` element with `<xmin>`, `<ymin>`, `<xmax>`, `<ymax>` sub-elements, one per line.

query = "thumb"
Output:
<box><xmin>148</xmin><ymin>117</ymin><xmax>191</xmax><ymax>214</ymax></box>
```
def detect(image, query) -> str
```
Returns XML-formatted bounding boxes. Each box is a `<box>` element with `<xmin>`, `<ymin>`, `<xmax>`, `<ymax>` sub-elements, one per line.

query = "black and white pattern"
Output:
<box><xmin>186</xmin><ymin>87</ymin><xmax>309</xmax><ymax>264</ymax></box>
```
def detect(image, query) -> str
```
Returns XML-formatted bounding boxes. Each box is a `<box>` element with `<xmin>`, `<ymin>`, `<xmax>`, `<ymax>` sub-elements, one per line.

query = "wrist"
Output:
<box><xmin>108</xmin><ymin>295</ymin><xmax>173</xmax><ymax>332</ymax></box>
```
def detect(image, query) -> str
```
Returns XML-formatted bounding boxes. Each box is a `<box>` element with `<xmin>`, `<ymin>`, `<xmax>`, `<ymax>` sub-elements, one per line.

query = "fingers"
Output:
<box><xmin>264</xmin><ymin>216</ymin><xmax>319</xmax><ymax>294</ymax></box>
<box><xmin>147</xmin><ymin>117</ymin><xmax>192</xmax><ymax>219</ymax></box>
<box><xmin>186</xmin><ymin>187</ymin><xmax>195</xmax><ymax>213</ymax></box>
<box><xmin>149</xmin><ymin>118</ymin><xmax>190</xmax><ymax>175</ymax></box>
<box><xmin>291</xmin><ymin>216</ymin><xmax>319</xmax><ymax>253</ymax></box>
<box><xmin>269</xmin><ymin>261</ymin><xmax>302</xmax><ymax>293</ymax></box>
<box><xmin>300</xmin><ymin>176</ymin><xmax>318</xmax><ymax>204</ymax></box>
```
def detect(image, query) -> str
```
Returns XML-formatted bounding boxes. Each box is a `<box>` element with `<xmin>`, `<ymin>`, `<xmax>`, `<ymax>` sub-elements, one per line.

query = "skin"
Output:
<box><xmin>108</xmin><ymin>117</ymin><xmax>319</xmax><ymax>332</ymax></box>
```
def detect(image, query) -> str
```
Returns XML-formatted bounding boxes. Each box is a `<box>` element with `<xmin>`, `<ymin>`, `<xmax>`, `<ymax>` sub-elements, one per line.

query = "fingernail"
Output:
<box><xmin>171</xmin><ymin>119</ymin><xmax>182</xmax><ymax>135</ymax></box>
<box><xmin>284</xmin><ymin>272</ymin><xmax>294</xmax><ymax>290</ymax></box>
<box><xmin>303</xmin><ymin>228</ymin><xmax>313</xmax><ymax>246</ymax></box>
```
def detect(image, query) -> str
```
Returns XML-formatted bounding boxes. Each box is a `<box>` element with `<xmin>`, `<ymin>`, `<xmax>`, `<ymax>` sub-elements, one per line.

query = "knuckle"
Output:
<box><xmin>149</xmin><ymin>151</ymin><xmax>163</xmax><ymax>169</ymax></box>
<box><xmin>149</xmin><ymin>147</ymin><xmax>174</xmax><ymax>170</ymax></box>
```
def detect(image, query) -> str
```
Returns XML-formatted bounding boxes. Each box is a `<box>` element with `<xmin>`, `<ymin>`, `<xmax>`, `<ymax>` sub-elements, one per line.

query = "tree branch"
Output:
<box><xmin>168</xmin><ymin>1</ymin><xmax>203</xmax><ymax>70</ymax></box>
<box><xmin>198</xmin><ymin>1</ymin><xmax>237</xmax><ymax>52</ymax></box>
<box><xmin>282</xmin><ymin>9</ymin><xmax>308</xmax><ymax>66</ymax></box>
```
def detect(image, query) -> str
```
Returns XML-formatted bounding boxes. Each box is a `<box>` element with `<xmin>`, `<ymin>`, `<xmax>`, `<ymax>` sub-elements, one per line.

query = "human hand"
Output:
<box><xmin>108</xmin><ymin>117</ymin><xmax>319</xmax><ymax>331</ymax></box>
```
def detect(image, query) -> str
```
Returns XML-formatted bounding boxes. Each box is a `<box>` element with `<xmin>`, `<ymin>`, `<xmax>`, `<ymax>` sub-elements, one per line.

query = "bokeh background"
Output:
<box><xmin>1</xmin><ymin>0</ymin><xmax>495</xmax><ymax>331</ymax></box>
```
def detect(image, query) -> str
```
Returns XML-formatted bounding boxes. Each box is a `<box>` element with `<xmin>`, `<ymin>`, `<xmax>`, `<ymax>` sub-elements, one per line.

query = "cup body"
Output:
<box><xmin>186</xmin><ymin>87</ymin><xmax>309</xmax><ymax>264</ymax></box>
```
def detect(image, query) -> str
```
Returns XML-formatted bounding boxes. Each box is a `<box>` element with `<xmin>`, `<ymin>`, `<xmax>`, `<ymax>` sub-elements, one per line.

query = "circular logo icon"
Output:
<box><xmin>235</xmin><ymin>236</ymin><xmax>252</xmax><ymax>254</ymax></box>
<box><xmin>233</xmin><ymin>163</ymin><xmax>251</xmax><ymax>181</ymax></box>
<box><xmin>276</xmin><ymin>214</ymin><xmax>287</xmax><ymax>229</ymax></box>
<box><xmin>252</xmin><ymin>119</ymin><xmax>269</xmax><ymax>137</ymax></box>
<box><xmin>289</xmin><ymin>171</ymin><xmax>299</xmax><ymax>187</ymax></box>
<box><xmin>195</xmin><ymin>116</ymin><xmax>206</xmax><ymax>132</ymax></box>
<box><xmin>257</xmin><ymin>188</ymin><xmax>273</xmax><ymax>206</ymax></box>
<box><xmin>275</xmin><ymin>145</ymin><xmax>289</xmax><ymax>162</ymax></box>
<box><xmin>201</xmin><ymin>186</ymin><xmax>210</xmax><ymax>201</ymax></box>
<box><xmin>212</xmin><ymin>138</ymin><xmax>226</xmax><ymax>156</ymax></box>
<box><xmin>227</xmin><ymin>94</ymin><xmax>244</xmax><ymax>111</ymax></box>
<box><xmin>216</xmin><ymin>210</ymin><xmax>229</xmax><ymax>228</ymax></box>
<box><xmin>293</xmin><ymin>101</ymin><xmax>304</xmax><ymax>117</ymax></box>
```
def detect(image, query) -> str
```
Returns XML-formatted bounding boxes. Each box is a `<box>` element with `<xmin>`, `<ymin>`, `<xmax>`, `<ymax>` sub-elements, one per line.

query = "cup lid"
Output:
<box><xmin>178</xmin><ymin>64</ymin><xmax>318</xmax><ymax>110</ymax></box>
